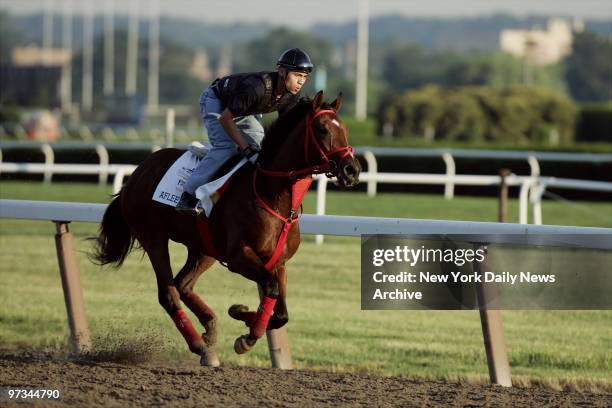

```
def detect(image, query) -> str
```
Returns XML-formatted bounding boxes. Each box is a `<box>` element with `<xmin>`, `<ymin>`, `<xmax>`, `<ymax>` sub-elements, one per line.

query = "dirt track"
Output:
<box><xmin>1</xmin><ymin>351</ymin><xmax>610</xmax><ymax>408</ymax></box>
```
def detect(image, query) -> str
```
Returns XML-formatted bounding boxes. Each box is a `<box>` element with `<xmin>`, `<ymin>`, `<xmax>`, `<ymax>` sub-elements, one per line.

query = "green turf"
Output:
<box><xmin>1</xmin><ymin>180</ymin><xmax>610</xmax><ymax>228</ymax></box>
<box><xmin>1</xmin><ymin>180</ymin><xmax>611</xmax><ymax>387</ymax></box>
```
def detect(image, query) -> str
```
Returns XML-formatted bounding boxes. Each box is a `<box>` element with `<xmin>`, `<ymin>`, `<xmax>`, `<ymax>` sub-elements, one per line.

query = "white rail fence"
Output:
<box><xmin>1</xmin><ymin>199</ymin><xmax>611</xmax><ymax>386</ymax></box>
<box><xmin>2</xmin><ymin>160</ymin><xmax>611</xmax><ymax>237</ymax></box>
<box><xmin>313</xmin><ymin>173</ymin><xmax>612</xmax><ymax>243</ymax></box>
<box><xmin>2</xmin><ymin>140</ymin><xmax>610</xmax><ymax>196</ymax></box>
<box><xmin>0</xmin><ymin>162</ymin><xmax>137</xmax><ymax>193</ymax></box>
<box><xmin>353</xmin><ymin>147</ymin><xmax>612</xmax><ymax>198</ymax></box>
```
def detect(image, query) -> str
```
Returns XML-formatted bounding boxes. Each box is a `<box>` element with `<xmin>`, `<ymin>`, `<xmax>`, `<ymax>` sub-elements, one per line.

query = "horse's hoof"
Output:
<box><xmin>200</xmin><ymin>348</ymin><xmax>220</xmax><ymax>367</ymax></box>
<box><xmin>234</xmin><ymin>335</ymin><xmax>254</xmax><ymax>354</ymax></box>
<box><xmin>228</xmin><ymin>304</ymin><xmax>249</xmax><ymax>320</ymax></box>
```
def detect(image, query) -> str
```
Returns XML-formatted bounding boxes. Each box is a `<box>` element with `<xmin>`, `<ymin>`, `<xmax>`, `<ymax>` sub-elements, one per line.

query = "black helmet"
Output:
<box><xmin>277</xmin><ymin>48</ymin><xmax>314</xmax><ymax>73</ymax></box>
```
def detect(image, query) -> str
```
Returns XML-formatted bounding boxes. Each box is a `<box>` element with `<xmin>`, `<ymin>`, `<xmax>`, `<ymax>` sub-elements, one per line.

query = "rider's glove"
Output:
<box><xmin>239</xmin><ymin>145</ymin><xmax>260</xmax><ymax>165</ymax></box>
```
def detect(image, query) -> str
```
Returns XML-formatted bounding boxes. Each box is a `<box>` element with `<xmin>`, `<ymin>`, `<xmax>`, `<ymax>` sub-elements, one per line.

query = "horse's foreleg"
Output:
<box><xmin>229</xmin><ymin>265</ymin><xmax>288</xmax><ymax>330</ymax></box>
<box><xmin>228</xmin><ymin>246</ymin><xmax>281</xmax><ymax>354</ymax></box>
<box><xmin>145</xmin><ymin>240</ymin><xmax>205</xmax><ymax>357</ymax></box>
<box><xmin>266</xmin><ymin>265</ymin><xmax>288</xmax><ymax>330</ymax></box>
<box><xmin>233</xmin><ymin>276</ymin><xmax>279</xmax><ymax>355</ymax></box>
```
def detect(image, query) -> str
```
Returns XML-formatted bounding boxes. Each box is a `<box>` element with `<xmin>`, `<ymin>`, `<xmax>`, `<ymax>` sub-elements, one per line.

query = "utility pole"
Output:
<box><xmin>147</xmin><ymin>0</ymin><xmax>160</xmax><ymax>113</ymax></box>
<box><xmin>82</xmin><ymin>0</ymin><xmax>94</xmax><ymax>112</ymax></box>
<box><xmin>60</xmin><ymin>0</ymin><xmax>72</xmax><ymax>113</ymax></box>
<box><xmin>355</xmin><ymin>0</ymin><xmax>369</xmax><ymax>120</ymax></box>
<box><xmin>104</xmin><ymin>0</ymin><xmax>115</xmax><ymax>96</ymax></box>
<box><xmin>126</xmin><ymin>0</ymin><xmax>139</xmax><ymax>96</ymax></box>
<box><xmin>43</xmin><ymin>0</ymin><xmax>53</xmax><ymax>65</ymax></box>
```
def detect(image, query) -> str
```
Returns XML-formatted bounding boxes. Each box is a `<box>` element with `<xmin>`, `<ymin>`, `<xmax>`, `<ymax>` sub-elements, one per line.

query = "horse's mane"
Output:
<box><xmin>260</xmin><ymin>98</ymin><xmax>313</xmax><ymax>162</ymax></box>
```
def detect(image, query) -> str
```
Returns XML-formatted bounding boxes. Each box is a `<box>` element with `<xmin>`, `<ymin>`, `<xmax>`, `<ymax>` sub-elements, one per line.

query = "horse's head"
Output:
<box><xmin>260</xmin><ymin>91</ymin><xmax>361</xmax><ymax>187</ymax></box>
<box><xmin>304</xmin><ymin>91</ymin><xmax>361</xmax><ymax>187</ymax></box>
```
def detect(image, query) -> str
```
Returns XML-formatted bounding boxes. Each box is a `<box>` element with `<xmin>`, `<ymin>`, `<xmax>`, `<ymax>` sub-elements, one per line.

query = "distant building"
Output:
<box><xmin>499</xmin><ymin>18</ymin><xmax>583</xmax><ymax>66</ymax></box>
<box><xmin>189</xmin><ymin>50</ymin><xmax>213</xmax><ymax>82</ymax></box>
<box><xmin>1</xmin><ymin>45</ymin><xmax>71</xmax><ymax>109</ymax></box>
<box><xmin>216</xmin><ymin>46</ymin><xmax>233</xmax><ymax>78</ymax></box>
<box><xmin>12</xmin><ymin>44</ymin><xmax>71</xmax><ymax>67</ymax></box>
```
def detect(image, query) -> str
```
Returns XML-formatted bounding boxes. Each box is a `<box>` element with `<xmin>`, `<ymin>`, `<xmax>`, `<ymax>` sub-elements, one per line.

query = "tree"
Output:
<box><xmin>381</xmin><ymin>44</ymin><xmax>568</xmax><ymax>95</ymax></box>
<box><xmin>232</xmin><ymin>27</ymin><xmax>337</xmax><ymax>95</ymax></box>
<box><xmin>0</xmin><ymin>12</ymin><xmax>22</xmax><ymax>65</ymax></box>
<box><xmin>565</xmin><ymin>31</ymin><xmax>612</xmax><ymax>102</ymax></box>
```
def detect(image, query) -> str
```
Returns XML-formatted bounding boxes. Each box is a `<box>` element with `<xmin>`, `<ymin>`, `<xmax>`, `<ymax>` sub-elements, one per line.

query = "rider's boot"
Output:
<box><xmin>175</xmin><ymin>192</ymin><xmax>202</xmax><ymax>216</ymax></box>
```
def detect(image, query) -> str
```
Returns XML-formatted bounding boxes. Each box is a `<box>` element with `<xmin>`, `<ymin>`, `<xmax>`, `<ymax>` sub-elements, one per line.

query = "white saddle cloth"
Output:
<box><xmin>152</xmin><ymin>141</ymin><xmax>246</xmax><ymax>217</ymax></box>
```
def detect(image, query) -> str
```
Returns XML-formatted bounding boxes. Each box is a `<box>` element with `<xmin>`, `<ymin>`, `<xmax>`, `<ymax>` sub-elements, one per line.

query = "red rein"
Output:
<box><xmin>255</xmin><ymin>109</ymin><xmax>353</xmax><ymax>272</ymax></box>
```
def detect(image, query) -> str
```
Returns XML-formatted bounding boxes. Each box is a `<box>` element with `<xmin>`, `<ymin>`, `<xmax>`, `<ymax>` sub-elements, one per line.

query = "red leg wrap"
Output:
<box><xmin>171</xmin><ymin>309</ymin><xmax>202</xmax><ymax>352</ymax></box>
<box><xmin>249</xmin><ymin>296</ymin><xmax>277</xmax><ymax>338</ymax></box>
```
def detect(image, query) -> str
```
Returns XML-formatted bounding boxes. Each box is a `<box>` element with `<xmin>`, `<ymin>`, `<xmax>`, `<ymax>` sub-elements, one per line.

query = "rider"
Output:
<box><xmin>176</xmin><ymin>48</ymin><xmax>314</xmax><ymax>215</ymax></box>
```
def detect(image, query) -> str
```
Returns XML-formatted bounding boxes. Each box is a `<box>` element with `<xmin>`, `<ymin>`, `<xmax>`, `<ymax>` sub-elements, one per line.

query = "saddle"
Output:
<box><xmin>152</xmin><ymin>143</ymin><xmax>246</xmax><ymax>215</ymax></box>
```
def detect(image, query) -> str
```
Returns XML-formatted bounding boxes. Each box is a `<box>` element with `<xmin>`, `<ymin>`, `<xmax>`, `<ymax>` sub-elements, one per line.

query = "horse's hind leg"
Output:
<box><xmin>144</xmin><ymin>239</ymin><xmax>206</xmax><ymax>357</ymax></box>
<box><xmin>174</xmin><ymin>249</ymin><xmax>220</xmax><ymax>367</ymax></box>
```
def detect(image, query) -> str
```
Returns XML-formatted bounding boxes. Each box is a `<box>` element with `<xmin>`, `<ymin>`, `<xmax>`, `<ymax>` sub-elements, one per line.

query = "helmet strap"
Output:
<box><xmin>277</xmin><ymin>66</ymin><xmax>290</xmax><ymax>95</ymax></box>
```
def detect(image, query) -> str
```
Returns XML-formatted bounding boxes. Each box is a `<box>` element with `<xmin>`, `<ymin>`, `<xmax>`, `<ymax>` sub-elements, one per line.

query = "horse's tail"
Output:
<box><xmin>90</xmin><ymin>192</ymin><xmax>136</xmax><ymax>267</ymax></box>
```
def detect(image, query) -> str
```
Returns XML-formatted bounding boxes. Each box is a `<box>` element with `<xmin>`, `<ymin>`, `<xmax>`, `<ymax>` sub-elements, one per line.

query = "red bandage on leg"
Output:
<box><xmin>249</xmin><ymin>296</ymin><xmax>277</xmax><ymax>338</ymax></box>
<box><xmin>171</xmin><ymin>309</ymin><xmax>202</xmax><ymax>352</ymax></box>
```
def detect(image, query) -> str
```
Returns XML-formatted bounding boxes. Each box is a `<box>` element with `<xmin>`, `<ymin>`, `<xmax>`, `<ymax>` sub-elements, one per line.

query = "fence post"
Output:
<box><xmin>475</xmin><ymin>245</ymin><xmax>512</xmax><ymax>387</ymax></box>
<box><xmin>518</xmin><ymin>179</ymin><xmax>531</xmax><ymax>224</ymax></box>
<box><xmin>315</xmin><ymin>176</ymin><xmax>328</xmax><ymax>245</ymax></box>
<box><xmin>443</xmin><ymin>152</ymin><xmax>455</xmax><ymax>199</ymax></box>
<box><xmin>95</xmin><ymin>144</ymin><xmax>110</xmax><ymax>185</ymax></box>
<box><xmin>531</xmin><ymin>182</ymin><xmax>545</xmax><ymax>225</ymax></box>
<box><xmin>363</xmin><ymin>150</ymin><xmax>377</xmax><ymax>197</ymax></box>
<box><xmin>54</xmin><ymin>221</ymin><xmax>91</xmax><ymax>354</ymax></box>
<box><xmin>258</xmin><ymin>286</ymin><xmax>293</xmax><ymax>369</ymax></box>
<box><xmin>498</xmin><ymin>169</ymin><xmax>510</xmax><ymax>223</ymax></box>
<box><xmin>41</xmin><ymin>143</ymin><xmax>54</xmax><ymax>184</ymax></box>
<box><xmin>527</xmin><ymin>154</ymin><xmax>540</xmax><ymax>177</ymax></box>
<box><xmin>113</xmin><ymin>167</ymin><xmax>127</xmax><ymax>194</ymax></box>
<box><xmin>166</xmin><ymin>108</ymin><xmax>175</xmax><ymax>148</ymax></box>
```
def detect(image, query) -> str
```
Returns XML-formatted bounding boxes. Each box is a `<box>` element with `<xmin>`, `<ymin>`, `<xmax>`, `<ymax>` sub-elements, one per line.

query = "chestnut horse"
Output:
<box><xmin>91</xmin><ymin>91</ymin><xmax>361</xmax><ymax>366</ymax></box>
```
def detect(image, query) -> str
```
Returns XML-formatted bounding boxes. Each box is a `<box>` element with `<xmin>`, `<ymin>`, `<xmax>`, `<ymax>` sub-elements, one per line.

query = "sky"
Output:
<box><xmin>1</xmin><ymin>0</ymin><xmax>611</xmax><ymax>27</ymax></box>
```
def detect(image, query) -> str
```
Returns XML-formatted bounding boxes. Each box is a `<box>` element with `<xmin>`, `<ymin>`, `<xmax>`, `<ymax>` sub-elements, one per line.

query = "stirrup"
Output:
<box><xmin>176</xmin><ymin>192</ymin><xmax>203</xmax><ymax>215</ymax></box>
<box><xmin>176</xmin><ymin>205</ymin><xmax>203</xmax><ymax>216</ymax></box>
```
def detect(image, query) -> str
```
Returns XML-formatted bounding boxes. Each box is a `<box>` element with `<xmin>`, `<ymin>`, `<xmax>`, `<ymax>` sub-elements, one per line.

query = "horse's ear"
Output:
<box><xmin>330</xmin><ymin>92</ymin><xmax>343</xmax><ymax>112</ymax></box>
<box><xmin>312</xmin><ymin>90</ymin><xmax>324</xmax><ymax>111</ymax></box>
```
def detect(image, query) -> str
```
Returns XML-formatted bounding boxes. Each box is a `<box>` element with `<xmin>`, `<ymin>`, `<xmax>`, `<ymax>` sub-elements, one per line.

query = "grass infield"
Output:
<box><xmin>0</xmin><ymin>181</ymin><xmax>610</xmax><ymax>389</ymax></box>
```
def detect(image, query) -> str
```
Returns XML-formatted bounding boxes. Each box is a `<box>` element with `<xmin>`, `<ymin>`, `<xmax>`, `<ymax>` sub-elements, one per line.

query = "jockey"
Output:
<box><xmin>176</xmin><ymin>48</ymin><xmax>314</xmax><ymax>215</ymax></box>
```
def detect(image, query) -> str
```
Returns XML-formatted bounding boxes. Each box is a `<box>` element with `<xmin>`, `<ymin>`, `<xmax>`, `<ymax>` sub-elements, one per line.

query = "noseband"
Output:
<box><xmin>304</xmin><ymin>109</ymin><xmax>354</xmax><ymax>178</ymax></box>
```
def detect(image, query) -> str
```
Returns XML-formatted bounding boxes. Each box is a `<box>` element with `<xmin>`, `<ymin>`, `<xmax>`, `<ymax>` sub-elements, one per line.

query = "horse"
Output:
<box><xmin>91</xmin><ymin>91</ymin><xmax>361</xmax><ymax>366</ymax></box>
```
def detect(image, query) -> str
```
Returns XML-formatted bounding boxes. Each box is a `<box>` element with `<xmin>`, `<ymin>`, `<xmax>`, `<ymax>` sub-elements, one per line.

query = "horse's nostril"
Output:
<box><xmin>344</xmin><ymin>165</ymin><xmax>356</xmax><ymax>177</ymax></box>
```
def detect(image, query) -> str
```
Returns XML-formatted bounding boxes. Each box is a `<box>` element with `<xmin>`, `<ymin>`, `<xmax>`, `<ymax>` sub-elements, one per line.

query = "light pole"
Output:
<box><xmin>126</xmin><ymin>0</ymin><xmax>139</xmax><ymax>96</ymax></box>
<box><xmin>355</xmin><ymin>0</ymin><xmax>369</xmax><ymax>120</ymax></box>
<box><xmin>60</xmin><ymin>0</ymin><xmax>72</xmax><ymax>113</ymax></box>
<box><xmin>147</xmin><ymin>0</ymin><xmax>160</xmax><ymax>113</ymax></box>
<box><xmin>104</xmin><ymin>0</ymin><xmax>115</xmax><ymax>96</ymax></box>
<box><xmin>82</xmin><ymin>0</ymin><xmax>93</xmax><ymax>112</ymax></box>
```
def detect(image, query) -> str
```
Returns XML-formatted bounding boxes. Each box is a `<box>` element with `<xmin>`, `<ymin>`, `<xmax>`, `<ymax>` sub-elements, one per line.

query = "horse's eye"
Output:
<box><xmin>315</xmin><ymin>123</ymin><xmax>328</xmax><ymax>134</ymax></box>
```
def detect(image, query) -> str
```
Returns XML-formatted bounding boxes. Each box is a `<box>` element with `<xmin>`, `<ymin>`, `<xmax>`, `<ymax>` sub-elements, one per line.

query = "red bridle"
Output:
<box><xmin>257</xmin><ymin>109</ymin><xmax>354</xmax><ymax>179</ymax></box>
<box><xmin>251</xmin><ymin>108</ymin><xmax>355</xmax><ymax>271</ymax></box>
